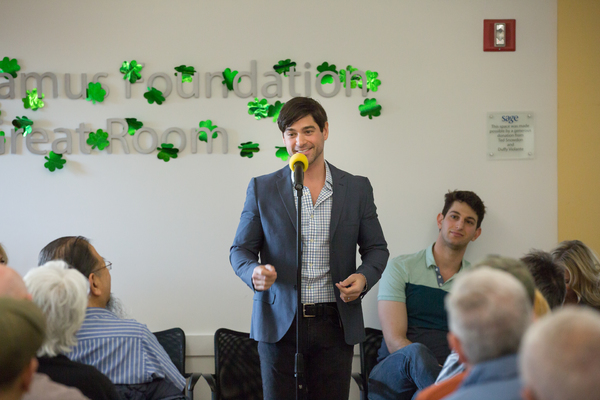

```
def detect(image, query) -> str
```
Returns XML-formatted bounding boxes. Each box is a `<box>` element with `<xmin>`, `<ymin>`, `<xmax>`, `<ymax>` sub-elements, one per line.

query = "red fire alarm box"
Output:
<box><xmin>484</xmin><ymin>19</ymin><xmax>516</xmax><ymax>51</ymax></box>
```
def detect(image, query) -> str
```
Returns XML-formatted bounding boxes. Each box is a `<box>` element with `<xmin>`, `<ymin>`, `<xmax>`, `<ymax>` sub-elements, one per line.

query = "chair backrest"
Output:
<box><xmin>214</xmin><ymin>328</ymin><xmax>263</xmax><ymax>400</ymax></box>
<box><xmin>154</xmin><ymin>327</ymin><xmax>186</xmax><ymax>376</ymax></box>
<box><xmin>362</xmin><ymin>328</ymin><xmax>384</xmax><ymax>382</ymax></box>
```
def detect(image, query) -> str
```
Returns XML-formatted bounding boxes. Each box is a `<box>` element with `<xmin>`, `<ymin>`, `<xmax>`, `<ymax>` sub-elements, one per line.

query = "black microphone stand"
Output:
<box><xmin>294</xmin><ymin>171</ymin><xmax>307</xmax><ymax>400</ymax></box>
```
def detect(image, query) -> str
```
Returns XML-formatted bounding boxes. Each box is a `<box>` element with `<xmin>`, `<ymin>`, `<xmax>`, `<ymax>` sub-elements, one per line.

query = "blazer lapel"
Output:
<box><xmin>276</xmin><ymin>168</ymin><xmax>297</xmax><ymax>230</ymax></box>
<box><xmin>329</xmin><ymin>163</ymin><xmax>346</xmax><ymax>238</ymax></box>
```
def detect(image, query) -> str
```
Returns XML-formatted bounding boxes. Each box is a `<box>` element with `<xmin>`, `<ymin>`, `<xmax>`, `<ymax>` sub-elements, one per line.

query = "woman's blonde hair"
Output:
<box><xmin>552</xmin><ymin>240</ymin><xmax>600</xmax><ymax>309</ymax></box>
<box><xmin>533</xmin><ymin>289</ymin><xmax>551</xmax><ymax>318</ymax></box>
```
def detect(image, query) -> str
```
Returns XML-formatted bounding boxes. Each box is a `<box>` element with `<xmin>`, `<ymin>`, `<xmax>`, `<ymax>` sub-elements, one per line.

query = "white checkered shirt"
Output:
<box><xmin>293</xmin><ymin>162</ymin><xmax>335</xmax><ymax>303</ymax></box>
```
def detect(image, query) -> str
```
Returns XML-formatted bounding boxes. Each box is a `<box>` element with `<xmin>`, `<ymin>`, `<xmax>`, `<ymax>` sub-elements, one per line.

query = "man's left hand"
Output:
<box><xmin>336</xmin><ymin>273</ymin><xmax>366</xmax><ymax>303</ymax></box>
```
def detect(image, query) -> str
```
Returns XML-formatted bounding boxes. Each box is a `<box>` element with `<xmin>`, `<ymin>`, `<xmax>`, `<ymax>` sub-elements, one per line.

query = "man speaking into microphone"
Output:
<box><xmin>230</xmin><ymin>97</ymin><xmax>389</xmax><ymax>400</ymax></box>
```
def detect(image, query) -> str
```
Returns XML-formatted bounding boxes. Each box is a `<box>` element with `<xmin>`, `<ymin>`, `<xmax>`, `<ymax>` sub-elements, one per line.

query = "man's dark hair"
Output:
<box><xmin>521</xmin><ymin>250</ymin><xmax>566</xmax><ymax>309</ymax></box>
<box><xmin>277</xmin><ymin>97</ymin><xmax>328</xmax><ymax>133</ymax></box>
<box><xmin>442</xmin><ymin>190</ymin><xmax>486</xmax><ymax>229</ymax></box>
<box><xmin>38</xmin><ymin>236</ymin><xmax>97</xmax><ymax>278</ymax></box>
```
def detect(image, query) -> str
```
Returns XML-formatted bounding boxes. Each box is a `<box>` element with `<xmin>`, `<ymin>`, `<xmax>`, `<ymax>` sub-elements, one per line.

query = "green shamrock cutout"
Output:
<box><xmin>0</xmin><ymin>57</ymin><xmax>21</xmax><ymax>79</ymax></box>
<box><xmin>144</xmin><ymin>87</ymin><xmax>165</xmax><ymax>105</ymax></box>
<box><xmin>316</xmin><ymin>62</ymin><xmax>338</xmax><ymax>84</ymax></box>
<box><xmin>239</xmin><ymin>141</ymin><xmax>260</xmax><ymax>158</ymax></box>
<box><xmin>248</xmin><ymin>98</ymin><xmax>270</xmax><ymax>120</ymax></box>
<box><xmin>339</xmin><ymin>65</ymin><xmax>360</xmax><ymax>89</ymax></box>
<box><xmin>22</xmin><ymin>89</ymin><xmax>45</xmax><ymax>111</ymax></box>
<box><xmin>273</xmin><ymin>59</ymin><xmax>297</xmax><ymax>76</ymax></box>
<box><xmin>12</xmin><ymin>116</ymin><xmax>33</xmax><ymax>136</ymax></box>
<box><xmin>157</xmin><ymin>143</ymin><xmax>179</xmax><ymax>162</ymax></box>
<box><xmin>222</xmin><ymin>68</ymin><xmax>241</xmax><ymax>91</ymax></box>
<box><xmin>120</xmin><ymin>60</ymin><xmax>143</xmax><ymax>83</ymax></box>
<box><xmin>357</xmin><ymin>70</ymin><xmax>381</xmax><ymax>92</ymax></box>
<box><xmin>174</xmin><ymin>65</ymin><xmax>196</xmax><ymax>83</ymax></box>
<box><xmin>198</xmin><ymin>120</ymin><xmax>218</xmax><ymax>142</ymax></box>
<box><xmin>359</xmin><ymin>98</ymin><xmax>382</xmax><ymax>120</ymax></box>
<box><xmin>86</xmin><ymin>82</ymin><xmax>106</xmax><ymax>104</ymax></box>
<box><xmin>125</xmin><ymin>118</ymin><xmax>143</xmax><ymax>136</ymax></box>
<box><xmin>0</xmin><ymin>131</ymin><xmax>5</xmax><ymax>144</ymax></box>
<box><xmin>268</xmin><ymin>100</ymin><xmax>285</xmax><ymax>123</ymax></box>
<box><xmin>44</xmin><ymin>151</ymin><xmax>66</xmax><ymax>172</ymax></box>
<box><xmin>275</xmin><ymin>146</ymin><xmax>289</xmax><ymax>161</ymax></box>
<box><xmin>87</xmin><ymin>129</ymin><xmax>110</xmax><ymax>150</ymax></box>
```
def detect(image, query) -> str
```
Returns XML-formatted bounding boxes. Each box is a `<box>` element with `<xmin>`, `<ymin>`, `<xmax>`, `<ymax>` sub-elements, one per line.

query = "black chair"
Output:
<box><xmin>352</xmin><ymin>328</ymin><xmax>384</xmax><ymax>400</ymax></box>
<box><xmin>153</xmin><ymin>328</ymin><xmax>202</xmax><ymax>400</ymax></box>
<box><xmin>202</xmin><ymin>328</ymin><xmax>263</xmax><ymax>400</ymax></box>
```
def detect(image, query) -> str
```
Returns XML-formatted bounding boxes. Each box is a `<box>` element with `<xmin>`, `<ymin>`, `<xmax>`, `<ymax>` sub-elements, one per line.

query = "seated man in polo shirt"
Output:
<box><xmin>38</xmin><ymin>236</ymin><xmax>186</xmax><ymax>396</ymax></box>
<box><xmin>368</xmin><ymin>190</ymin><xmax>485</xmax><ymax>400</ymax></box>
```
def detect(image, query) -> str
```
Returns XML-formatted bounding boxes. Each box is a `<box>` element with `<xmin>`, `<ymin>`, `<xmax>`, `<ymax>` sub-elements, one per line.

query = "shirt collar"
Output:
<box><xmin>289</xmin><ymin>161</ymin><xmax>333</xmax><ymax>190</ymax></box>
<box><xmin>425</xmin><ymin>243</ymin><xmax>468</xmax><ymax>271</ymax></box>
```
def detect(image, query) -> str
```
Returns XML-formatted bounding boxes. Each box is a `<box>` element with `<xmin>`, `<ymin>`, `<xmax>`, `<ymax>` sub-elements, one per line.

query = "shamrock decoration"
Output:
<box><xmin>120</xmin><ymin>60</ymin><xmax>143</xmax><ymax>83</ymax></box>
<box><xmin>239</xmin><ymin>141</ymin><xmax>260</xmax><ymax>158</ymax></box>
<box><xmin>275</xmin><ymin>146</ymin><xmax>289</xmax><ymax>161</ymax></box>
<box><xmin>268</xmin><ymin>100</ymin><xmax>285</xmax><ymax>123</ymax></box>
<box><xmin>144</xmin><ymin>87</ymin><xmax>165</xmax><ymax>105</ymax></box>
<box><xmin>125</xmin><ymin>118</ymin><xmax>143</xmax><ymax>136</ymax></box>
<box><xmin>0</xmin><ymin>57</ymin><xmax>20</xmax><ymax>79</ymax></box>
<box><xmin>222</xmin><ymin>68</ymin><xmax>240</xmax><ymax>91</ymax></box>
<box><xmin>12</xmin><ymin>116</ymin><xmax>33</xmax><ymax>136</ymax></box>
<box><xmin>358</xmin><ymin>98</ymin><xmax>382</xmax><ymax>120</ymax></box>
<box><xmin>157</xmin><ymin>143</ymin><xmax>179</xmax><ymax>162</ymax></box>
<box><xmin>339</xmin><ymin>65</ymin><xmax>361</xmax><ymax>89</ymax></box>
<box><xmin>22</xmin><ymin>89</ymin><xmax>45</xmax><ymax>111</ymax></box>
<box><xmin>316</xmin><ymin>62</ymin><xmax>338</xmax><ymax>84</ymax></box>
<box><xmin>248</xmin><ymin>98</ymin><xmax>270</xmax><ymax>120</ymax></box>
<box><xmin>86</xmin><ymin>129</ymin><xmax>110</xmax><ymax>150</ymax></box>
<box><xmin>174</xmin><ymin>65</ymin><xmax>196</xmax><ymax>83</ymax></box>
<box><xmin>198</xmin><ymin>120</ymin><xmax>218</xmax><ymax>142</ymax></box>
<box><xmin>356</xmin><ymin>70</ymin><xmax>382</xmax><ymax>92</ymax></box>
<box><xmin>273</xmin><ymin>59</ymin><xmax>297</xmax><ymax>76</ymax></box>
<box><xmin>0</xmin><ymin>131</ymin><xmax>5</xmax><ymax>144</ymax></box>
<box><xmin>86</xmin><ymin>82</ymin><xmax>106</xmax><ymax>104</ymax></box>
<box><xmin>44</xmin><ymin>151</ymin><xmax>66</xmax><ymax>172</ymax></box>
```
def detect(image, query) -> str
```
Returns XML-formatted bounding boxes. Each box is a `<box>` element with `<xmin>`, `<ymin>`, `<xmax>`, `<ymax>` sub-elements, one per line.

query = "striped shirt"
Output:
<box><xmin>68</xmin><ymin>308</ymin><xmax>185</xmax><ymax>391</ymax></box>
<box><xmin>294</xmin><ymin>161</ymin><xmax>335</xmax><ymax>303</ymax></box>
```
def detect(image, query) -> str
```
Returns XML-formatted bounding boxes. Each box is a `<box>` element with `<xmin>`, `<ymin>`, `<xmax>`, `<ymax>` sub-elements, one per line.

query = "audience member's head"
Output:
<box><xmin>445</xmin><ymin>267</ymin><xmax>532</xmax><ymax>365</ymax></box>
<box><xmin>521</xmin><ymin>250</ymin><xmax>566</xmax><ymax>309</ymax></box>
<box><xmin>0</xmin><ymin>297</ymin><xmax>46</xmax><ymax>398</ymax></box>
<box><xmin>38</xmin><ymin>236</ymin><xmax>112</xmax><ymax>309</ymax></box>
<box><xmin>520</xmin><ymin>307</ymin><xmax>600</xmax><ymax>400</ymax></box>
<box><xmin>551</xmin><ymin>240</ymin><xmax>600</xmax><ymax>309</ymax></box>
<box><xmin>441</xmin><ymin>190</ymin><xmax>486</xmax><ymax>229</ymax></box>
<box><xmin>0</xmin><ymin>243</ymin><xmax>7</xmax><ymax>265</ymax></box>
<box><xmin>0</xmin><ymin>265</ymin><xmax>30</xmax><ymax>300</ymax></box>
<box><xmin>533</xmin><ymin>289</ymin><xmax>551</xmax><ymax>318</ymax></box>
<box><xmin>23</xmin><ymin>261</ymin><xmax>89</xmax><ymax>357</ymax></box>
<box><xmin>474</xmin><ymin>254</ymin><xmax>536</xmax><ymax>306</ymax></box>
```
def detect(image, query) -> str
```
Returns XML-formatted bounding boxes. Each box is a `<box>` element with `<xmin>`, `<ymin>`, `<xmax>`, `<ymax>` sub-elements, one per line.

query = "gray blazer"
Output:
<box><xmin>230</xmin><ymin>162</ymin><xmax>388</xmax><ymax>345</ymax></box>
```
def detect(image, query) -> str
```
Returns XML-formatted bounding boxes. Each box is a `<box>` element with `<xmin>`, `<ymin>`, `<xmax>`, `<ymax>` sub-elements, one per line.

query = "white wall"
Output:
<box><xmin>1</xmin><ymin>1</ymin><xmax>557</xmax><ymax>398</ymax></box>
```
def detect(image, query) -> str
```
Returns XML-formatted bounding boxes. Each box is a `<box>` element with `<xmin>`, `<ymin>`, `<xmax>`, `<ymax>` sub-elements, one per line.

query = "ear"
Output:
<box><xmin>89</xmin><ymin>273</ymin><xmax>102</xmax><ymax>297</ymax></box>
<box><xmin>437</xmin><ymin>213</ymin><xmax>444</xmax><ymax>230</ymax></box>
<box><xmin>522</xmin><ymin>387</ymin><xmax>537</xmax><ymax>400</ymax></box>
<box><xmin>471</xmin><ymin>227</ymin><xmax>482</xmax><ymax>242</ymax></box>
<box><xmin>322</xmin><ymin>121</ymin><xmax>329</xmax><ymax>140</ymax></box>
<box><xmin>19</xmin><ymin>358</ymin><xmax>37</xmax><ymax>393</ymax></box>
<box><xmin>447</xmin><ymin>332</ymin><xmax>468</xmax><ymax>364</ymax></box>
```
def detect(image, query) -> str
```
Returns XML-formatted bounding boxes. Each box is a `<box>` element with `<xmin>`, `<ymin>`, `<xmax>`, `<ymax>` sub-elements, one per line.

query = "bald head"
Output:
<box><xmin>0</xmin><ymin>265</ymin><xmax>30</xmax><ymax>300</ymax></box>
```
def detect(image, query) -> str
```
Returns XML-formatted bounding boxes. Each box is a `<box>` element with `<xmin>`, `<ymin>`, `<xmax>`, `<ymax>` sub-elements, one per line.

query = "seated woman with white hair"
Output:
<box><xmin>24</xmin><ymin>261</ymin><xmax>121</xmax><ymax>400</ymax></box>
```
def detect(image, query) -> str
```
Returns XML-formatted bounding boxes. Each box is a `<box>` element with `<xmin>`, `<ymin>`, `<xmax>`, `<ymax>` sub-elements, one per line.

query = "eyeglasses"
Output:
<box><xmin>91</xmin><ymin>260</ymin><xmax>112</xmax><ymax>274</ymax></box>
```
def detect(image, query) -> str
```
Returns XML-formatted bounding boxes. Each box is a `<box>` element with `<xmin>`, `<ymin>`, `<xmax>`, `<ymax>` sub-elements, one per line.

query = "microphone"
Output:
<box><xmin>289</xmin><ymin>153</ymin><xmax>308</xmax><ymax>190</ymax></box>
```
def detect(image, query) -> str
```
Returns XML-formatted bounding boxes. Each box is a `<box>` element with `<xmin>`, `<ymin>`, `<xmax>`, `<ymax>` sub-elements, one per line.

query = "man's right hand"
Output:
<box><xmin>252</xmin><ymin>264</ymin><xmax>277</xmax><ymax>291</ymax></box>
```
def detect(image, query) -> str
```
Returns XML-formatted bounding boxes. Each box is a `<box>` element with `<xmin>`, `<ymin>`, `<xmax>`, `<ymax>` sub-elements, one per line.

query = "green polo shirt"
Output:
<box><xmin>377</xmin><ymin>244</ymin><xmax>472</xmax><ymax>363</ymax></box>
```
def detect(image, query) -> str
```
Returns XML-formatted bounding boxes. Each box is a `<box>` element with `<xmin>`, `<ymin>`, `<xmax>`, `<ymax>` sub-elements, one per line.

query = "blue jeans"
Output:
<box><xmin>258</xmin><ymin>314</ymin><xmax>354</xmax><ymax>400</ymax></box>
<box><xmin>368</xmin><ymin>343</ymin><xmax>442</xmax><ymax>400</ymax></box>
